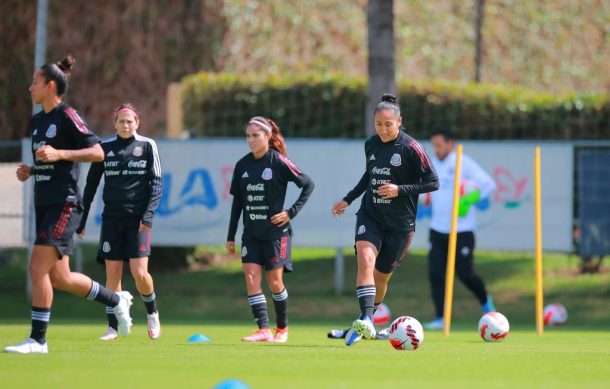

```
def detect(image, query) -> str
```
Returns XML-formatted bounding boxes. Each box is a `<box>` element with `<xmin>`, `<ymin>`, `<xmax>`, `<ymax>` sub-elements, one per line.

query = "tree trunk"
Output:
<box><xmin>473</xmin><ymin>0</ymin><xmax>485</xmax><ymax>83</ymax></box>
<box><xmin>366</xmin><ymin>0</ymin><xmax>396</xmax><ymax>136</ymax></box>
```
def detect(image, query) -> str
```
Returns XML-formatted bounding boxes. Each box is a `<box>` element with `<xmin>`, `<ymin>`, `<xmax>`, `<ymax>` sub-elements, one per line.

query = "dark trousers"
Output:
<box><xmin>428</xmin><ymin>229</ymin><xmax>488</xmax><ymax>318</ymax></box>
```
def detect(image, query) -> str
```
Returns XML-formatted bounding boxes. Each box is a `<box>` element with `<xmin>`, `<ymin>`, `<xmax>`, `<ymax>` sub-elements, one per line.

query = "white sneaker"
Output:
<box><xmin>99</xmin><ymin>327</ymin><xmax>118</xmax><ymax>341</ymax></box>
<box><xmin>344</xmin><ymin>327</ymin><xmax>362</xmax><ymax>346</ymax></box>
<box><xmin>375</xmin><ymin>327</ymin><xmax>390</xmax><ymax>340</ymax></box>
<box><xmin>4</xmin><ymin>338</ymin><xmax>48</xmax><ymax>354</ymax></box>
<box><xmin>112</xmin><ymin>291</ymin><xmax>133</xmax><ymax>336</ymax></box>
<box><xmin>147</xmin><ymin>312</ymin><xmax>161</xmax><ymax>340</ymax></box>
<box><xmin>353</xmin><ymin>316</ymin><xmax>376</xmax><ymax>339</ymax></box>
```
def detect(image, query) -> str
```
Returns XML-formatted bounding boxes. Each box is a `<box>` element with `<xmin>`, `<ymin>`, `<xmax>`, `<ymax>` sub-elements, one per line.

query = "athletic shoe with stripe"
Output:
<box><xmin>352</xmin><ymin>315</ymin><xmax>376</xmax><ymax>339</ymax></box>
<box><xmin>424</xmin><ymin>317</ymin><xmax>444</xmax><ymax>330</ymax></box>
<box><xmin>112</xmin><ymin>291</ymin><xmax>133</xmax><ymax>336</ymax></box>
<box><xmin>273</xmin><ymin>327</ymin><xmax>288</xmax><ymax>343</ymax></box>
<box><xmin>241</xmin><ymin>328</ymin><xmax>274</xmax><ymax>342</ymax></box>
<box><xmin>344</xmin><ymin>327</ymin><xmax>362</xmax><ymax>346</ymax></box>
<box><xmin>375</xmin><ymin>327</ymin><xmax>390</xmax><ymax>340</ymax></box>
<box><xmin>4</xmin><ymin>338</ymin><xmax>48</xmax><ymax>354</ymax></box>
<box><xmin>99</xmin><ymin>327</ymin><xmax>118</xmax><ymax>341</ymax></box>
<box><xmin>147</xmin><ymin>312</ymin><xmax>161</xmax><ymax>340</ymax></box>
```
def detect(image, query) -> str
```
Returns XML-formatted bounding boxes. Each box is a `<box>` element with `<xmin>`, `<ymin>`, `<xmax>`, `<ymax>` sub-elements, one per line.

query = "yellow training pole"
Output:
<box><xmin>443</xmin><ymin>144</ymin><xmax>463</xmax><ymax>336</ymax></box>
<box><xmin>534</xmin><ymin>147</ymin><xmax>544</xmax><ymax>335</ymax></box>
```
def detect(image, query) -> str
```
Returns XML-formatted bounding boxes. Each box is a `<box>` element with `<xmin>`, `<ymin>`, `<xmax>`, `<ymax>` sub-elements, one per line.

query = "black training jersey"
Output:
<box><xmin>30</xmin><ymin>103</ymin><xmax>100</xmax><ymax>207</ymax></box>
<box><xmin>80</xmin><ymin>134</ymin><xmax>163</xmax><ymax>229</ymax></box>
<box><xmin>227</xmin><ymin>149</ymin><xmax>314</xmax><ymax>241</ymax></box>
<box><xmin>344</xmin><ymin>131</ymin><xmax>439</xmax><ymax>232</ymax></box>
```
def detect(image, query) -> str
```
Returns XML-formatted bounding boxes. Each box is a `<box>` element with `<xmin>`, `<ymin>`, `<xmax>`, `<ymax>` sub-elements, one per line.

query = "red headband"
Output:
<box><xmin>114</xmin><ymin>107</ymin><xmax>138</xmax><ymax>121</ymax></box>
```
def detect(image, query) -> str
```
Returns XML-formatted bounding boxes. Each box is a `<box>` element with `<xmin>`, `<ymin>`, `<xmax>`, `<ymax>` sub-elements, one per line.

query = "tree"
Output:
<box><xmin>473</xmin><ymin>0</ymin><xmax>485</xmax><ymax>82</ymax></box>
<box><xmin>366</xmin><ymin>0</ymin><xmax>396</xmax><ymax>136</ymax></box>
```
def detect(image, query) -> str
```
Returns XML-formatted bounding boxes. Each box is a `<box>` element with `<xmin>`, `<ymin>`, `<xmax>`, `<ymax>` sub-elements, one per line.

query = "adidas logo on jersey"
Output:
<box><xmin>242</xmin><ymin>172</ymin><xmax>249</xmax><ymax>178</ymax></box>
<box><xmin>107</xmin><ymin>151</ymin><xmax>115</xmax><ymax>157</ymax></box>
<box><xmin>369</xmin><ymin>155</ymin><xmax>376</xmax><ymax>161</ymax></box>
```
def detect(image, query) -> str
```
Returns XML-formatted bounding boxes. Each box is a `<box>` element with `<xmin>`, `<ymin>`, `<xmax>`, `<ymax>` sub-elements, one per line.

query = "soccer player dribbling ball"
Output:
<box><xmin>4</xmin><ymin>55</ymin><xmax>133</xmax><ymax>354</ymax></box>
<box><xmin>227</xmin><ymin>116</ymin><xmax>315</xmax><ymax>343</ymax></box>
<box><xmin>77</xmin><ymin>104</ymin><xmax>163</xmax><ymax>341</ymax></box>
<box><xmin>331</xmin><ymin>94</ymin><xmax>439</xmax><ymax>346</ymax></box>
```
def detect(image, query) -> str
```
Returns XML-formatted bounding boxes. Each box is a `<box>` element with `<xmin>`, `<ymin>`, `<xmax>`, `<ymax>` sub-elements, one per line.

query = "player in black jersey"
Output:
<box><xmin>77</xmin><ymin>104</ymin><xmax>163</xmax><ymax>341</ymax></box>
<box><xmin>4</xmin><ymin>56</ymin><xmax>133</xmax><ymax>355</ymax></box>
<box><xmin>330</xmin><ymin>94</ymin><xmax>439</xmax><ymax>346</ymax></box>
<box><xmin>227</xmin><ymin>116</ymin><xmax>314</xmax><ymax>342</ymax></box>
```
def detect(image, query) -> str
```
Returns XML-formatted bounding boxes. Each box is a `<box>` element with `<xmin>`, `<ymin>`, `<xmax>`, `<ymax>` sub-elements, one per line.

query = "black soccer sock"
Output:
<box><xmin>30</xmin><ymin>307</ymin><xmax>50</xmax><ymax>344</ymax></box>
<box><xmin>356</xmin><ymin>285</ymin><xmax>376</xmax><ymax>319</ymax></box>
<box><xmin>373</xmin><ymin>301</ymin><xmax>381</xmax><ymax>315</ymax></box>
<box><xmin>86</xmin><ymin>281</ymin><xmax>120</xmax><ymax>307</ymax></box>
<box><xmin>141</xmin><ymin>292</ymin><xmax>157</xmax><ymax>315</ymax></box>
<box><xmin>105</xmin><ymin>306</ymin><xmax>118</xmax><ymax>331</ymax></box>
<box><xmin>247</xmin><ymin>293</ymin><xmax>270</xmax><ymax>329</ymax></box>
<box><xmin>272</xmin><ymin>289</ymin><xmax>288</xmax><ymax>329</ymax></box>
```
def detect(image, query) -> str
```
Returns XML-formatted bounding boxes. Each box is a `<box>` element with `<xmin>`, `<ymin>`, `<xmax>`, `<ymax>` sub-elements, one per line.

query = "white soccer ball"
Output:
<box><xmin>478</xmin><ymin>312</ymin><xmax>510</xmax><ymax>342</ymax></box>
<box><xmin>543</xmin><ymin>303</ymin><xmax>568</xmax><ymax>326</ymax></box>
<box><xmin>373</xmin><ymin>303</ymin><xmax>391</xmax><ymax>327</ymax></box>
<box><xmin>388</xmin><ymin>316</ymin><xmax>424</xmax><ymax>351</ymax></box>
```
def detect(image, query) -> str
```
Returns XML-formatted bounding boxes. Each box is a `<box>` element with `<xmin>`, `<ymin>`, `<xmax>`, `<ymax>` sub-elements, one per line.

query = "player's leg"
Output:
<box><xmin>265</xmin><ymin>233</ymin><xmax>292</xmax><ymax>342</ymax></box>
<box><xmin>129</xmin><ymin>257</ymin><xmax>161</xmax><ymax>339</ymax></box>
<box><xmin>100</xmin><ymin>259</ymin><xmax>123</xmax><ymax>340</ymax></box>
<box><xmin>241</xmin><ymin>239</ymin><xmax>273</xmax><ymax>342</ymax></box>
<box><xmin>425</xmin><ymin>229</ymin><xmax>448</xmax><ymax>330</ymax></box>
<box><xmin>454</xmin><ymin>232</ymin><xmax>494</xmax><ymax>312</ymax></box>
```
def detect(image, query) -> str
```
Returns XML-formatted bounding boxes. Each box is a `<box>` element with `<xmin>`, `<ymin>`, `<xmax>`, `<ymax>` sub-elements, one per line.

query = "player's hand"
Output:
<box><xmin>226</xmin><ymin>241</ymin><xmax>236</xmax><ymax>255</ymax></box>
<box><xmin>35</xmin><ymin>145</ymin><xmax>62</xmax><ymax>162</ymax></box>
<box><xmin>76</xmin><ymin>228</ymin><xmax>85</xmax><ymax>240</ymax></box>
<box><xmin>270</xmin><ymin>210</ymin><xmax>290</xmax><ymax>227</ymax></box>
<box><xmin>331</xmin><ymin>200</ymin><xmax>348</xmax><ymax>217</ymax></box>
<box><xmin>139</xmin><ymin>222</ymin><xmax>152</xmax><ymax>233</ymax></box>
<box><xmin>378</xmin><ymin>183</ymin><xmax>399</xmax><ymax>199</ymax></box>
<box><xmin>16</xmin><ymin>163</ymin><xmax>31</xmax><ymax>182</ymax></box>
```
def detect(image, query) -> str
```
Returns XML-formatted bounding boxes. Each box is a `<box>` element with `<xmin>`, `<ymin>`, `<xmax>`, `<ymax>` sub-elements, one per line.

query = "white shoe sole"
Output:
<box><xmin>353</xmin><ymin>319</ymin><xmax>376</xmax><ymax>339</ymax></box>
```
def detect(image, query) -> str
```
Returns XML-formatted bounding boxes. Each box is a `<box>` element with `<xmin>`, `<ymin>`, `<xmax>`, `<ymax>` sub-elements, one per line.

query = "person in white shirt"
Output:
<box><xmin>424</xmin><ymin>129</ymin><xmax>497</xmax><ymax>330</ymax></box>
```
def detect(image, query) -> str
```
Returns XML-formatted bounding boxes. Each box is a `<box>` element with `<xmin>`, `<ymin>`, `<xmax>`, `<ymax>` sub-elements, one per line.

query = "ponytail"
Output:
<box><xmin>267</xmin><ymin>119</ymin><xmax>287</xmax><ymax>156</ymax></box>
<box><xmin>40</xmin><ymin>54</ymin><xmax>76</xmax><ymax>96</ymax></box>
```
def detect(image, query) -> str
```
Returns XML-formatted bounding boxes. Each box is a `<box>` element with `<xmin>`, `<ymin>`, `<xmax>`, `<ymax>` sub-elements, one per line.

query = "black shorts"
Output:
<box><xmin>241</xmin><ymin>233</ymin><xmax>293</xmax><ymax>272</ymax></box>
<box><xmin>354</xmin><ymin>211</ymin><xmax>415</xmax><ymax>274</ymax></box>
<box><xmin>35</xmin><ymin>201</ymin><xmax>83</xmax><ymax>259</ymax></box>
<box><xmin>97</xmin><ymin>217</ymin><xmax>151</xmax><ymax>262</ymax></box>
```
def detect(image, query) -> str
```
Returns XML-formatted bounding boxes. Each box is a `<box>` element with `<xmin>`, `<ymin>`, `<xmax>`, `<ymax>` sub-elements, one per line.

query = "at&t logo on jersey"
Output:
<box><xmin>262</xmin><ymin>168</ymin><xmax>273</xmax><ymax>180</ymax></box>
<box><xmin>45</xmin><ymin>124</ymin><xmax>57</xmax><ymax>138</ymax></box>
<box><xmin>390</xmin><ymin>153</ymin><xmax>402</xmax><ymax>166</ymax></box>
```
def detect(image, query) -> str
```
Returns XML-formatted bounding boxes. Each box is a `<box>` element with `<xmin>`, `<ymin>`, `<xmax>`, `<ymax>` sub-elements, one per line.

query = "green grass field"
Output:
<box><xmin>1</xmin><ymin>324</ymin><xmax>609</xmax><ymax>388</ymax></box>
<box><xmin>1</xmin><ymin>247</ymin><xmax>608</xmax><ymax>387</ymax></box>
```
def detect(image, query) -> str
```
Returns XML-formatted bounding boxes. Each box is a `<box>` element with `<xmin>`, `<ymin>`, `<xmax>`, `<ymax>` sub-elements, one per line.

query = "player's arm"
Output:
<box><xmin>285</xmin><ymin>172</ymin><xmax>314</xmax><ymax>220</ymax></box>
<box><xmin>35</xmin><ymin>143</ymin><xmax>104</xmax><ymax>163</ymax></box>
<box><xmin>142</xmin><ymin>141</ymin><xmax>163</xmax><ymax>229</ymax></box>
<box><xmin>226</xmin><ymin>164</ymin><xmax>243</xmax><ymax>254</ymax></box>
<box><xmin>333</xmin><ymin>170</ymin><xmax>368</xmax><ymax>216</ymax></box>
<box><xmin>76</xmin><ymin>161</ymin><xmax>105</xmax><ymax>236</ymax></box>
<box><xmin>16</xmin><ymin>163</ymin><xmax>32</xmax><ymax>182</ymax></box>
<box><xmin>464</xmin><ymin>156</ymin><xmax>496</xmax><ymax>199</ymax></box>
<box><xmin>395</xmin><ymin>143</ymin><xmax>439</xmax><ymax>196</ymax></box>
<box><xmin>271</xmin><ymin>156</ymin><xmax>314</xmax><ymax>226</ymax></box>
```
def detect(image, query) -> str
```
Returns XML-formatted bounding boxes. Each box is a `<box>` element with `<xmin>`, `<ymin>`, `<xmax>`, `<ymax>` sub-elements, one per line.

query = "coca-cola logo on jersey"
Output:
<box><xmin>372</xmin><ymin>167</ymin><xmax>391</xmax><ymax>175</ymax></box>
<box><xmin>247</xmin><ymin>183</ymin><xmax>265</xmax><ymax>191</ymax></box>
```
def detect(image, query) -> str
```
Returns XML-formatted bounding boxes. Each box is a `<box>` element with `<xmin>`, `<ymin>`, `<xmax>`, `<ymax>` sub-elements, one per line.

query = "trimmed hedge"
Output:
<box><xmin>182</xmin><ymin>72</ymin><xmax>610</xmax><ymax>140</ymax></box>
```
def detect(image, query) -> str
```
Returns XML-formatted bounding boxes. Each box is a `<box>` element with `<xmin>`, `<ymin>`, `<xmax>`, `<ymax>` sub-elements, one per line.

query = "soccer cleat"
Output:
<box><xmin>352</xmin><ymin>315</ymin><xmax>376</xmax><ymax>339</ymax></box>
<box><xmin>375</xmin><ymin>327</ymin><xmax>390</xmax><ymax>340</ymax></box>
<box><xmin>344</xmin><ymin>327</ymin><xmax>362</xmax><ymax>346</ymax></box>
<box><xmin>424</xmin><ymin>317</ymin><xmax>444</xmax><ymax>330</ymax></box>
<box><xmin>4</xmin><ymin>338</ymin><xmax>48</xmax><ymax>354</ymax></box>
<box><xmin>273</xmin><ymin>327</ymin><xmax>288</xmax><ymax>343</ymax></box>
<box><xmin>112</xmin><ymin>291</ymin><xmax>134</xmax><ymax>336</ymax></box>
<box><xmin>327</xmin><ymin>328</ymin><xmax>349</xmax><ymax>339</ymax></box>
<box><xmin>99</xmin><ymin>327</ymin><xmax>118</xmax><ymax>341</ymax></box>
<box><xmin>241</xmin><ymin>328</ymin><xmax>274</xmax><ymax>342</ymax></box>
<box><xmin>482</xmin><ymin>294</ymin><xmax>496</xmax><ymax>313</ymax></box>
<box><xmin>147</xmin><ymin>312</ymin><xmax>161</xmax><ymax>340</ymax></box>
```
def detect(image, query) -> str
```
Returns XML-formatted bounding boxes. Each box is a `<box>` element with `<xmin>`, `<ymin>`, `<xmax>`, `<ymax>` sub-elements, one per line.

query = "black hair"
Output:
<box><xmin>39</xmin><ymin>55</ymin><xmax>75</xmax><ymax>96</ymax></box>
<box><xmin>374</xmin><ymin>93</ymin><xmax>401</xmax><ymax>118</ymax></box>
<box><xmin>430</xmin><ymin>128</ymin><xmax>455</xmax><ymax>141</ymax></box>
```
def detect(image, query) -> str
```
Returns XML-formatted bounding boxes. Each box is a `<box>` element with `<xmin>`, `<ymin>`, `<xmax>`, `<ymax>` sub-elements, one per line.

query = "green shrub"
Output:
<box><xmin>182</xmin><ymin>72</ymin><xmax>610</xmax><ymax>140</ymax></box>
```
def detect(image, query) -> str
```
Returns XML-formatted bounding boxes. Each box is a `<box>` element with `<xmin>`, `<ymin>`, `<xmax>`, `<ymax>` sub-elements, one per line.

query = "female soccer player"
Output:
<box><xmin>331</xmin><ymin>94</ymin><xmax>439</xmax><ymax>346</ymax></box>
<box><xmin>4</xmin><ymin>56</ymin><xmax>133</xmax><ymax>354</ymax></box>
<box><xmin>77</xmin><ymin>103</ymin><xmax>163</xmax><ymax>341</ymax></box>
<box><xmin>227</xmin><ymin>116</ymin><xmax>314</xmax><ymax>343</ymax></box>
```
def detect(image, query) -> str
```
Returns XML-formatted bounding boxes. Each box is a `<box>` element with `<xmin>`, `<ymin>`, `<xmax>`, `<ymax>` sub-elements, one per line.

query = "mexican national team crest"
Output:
<box><xmin>241</xmin><ymin>246</ymin><xmax>248</xmax><ymax>257</ymax></box>
<box><xmin>45</xmin><ymin>124</ymin><xmax>57</xmax><ymax>138</ymax></box>
<box><xmin>133</xmin><ymin>146</ymin><xmax>143</xmax><ymax>157</ymax></box>
<box><xmin>102</xmin><ymin>241</ymin><xmax>111</xmax><ymax>253</ymax></box>
<box><xmin>262</xmin><ymin>168</ymin><xmax>273</xmax><ymax>180</ymax></box>
<box><xmin>390</xmin><ymin>153</ymin><xmax>402</xmax><ymax>166</ymax></box>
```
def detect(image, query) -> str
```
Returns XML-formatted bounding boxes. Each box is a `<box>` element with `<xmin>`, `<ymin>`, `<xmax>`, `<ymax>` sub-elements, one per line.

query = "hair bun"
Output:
<box><xmin>56</xmin><ymin>55</ymin><xmax>76</xmax><ymax>74</ymax></box>
<box><xmin>380</xmin><ymin>93</ymin><xmax>397</xmax><ymax>104</ymax></box>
